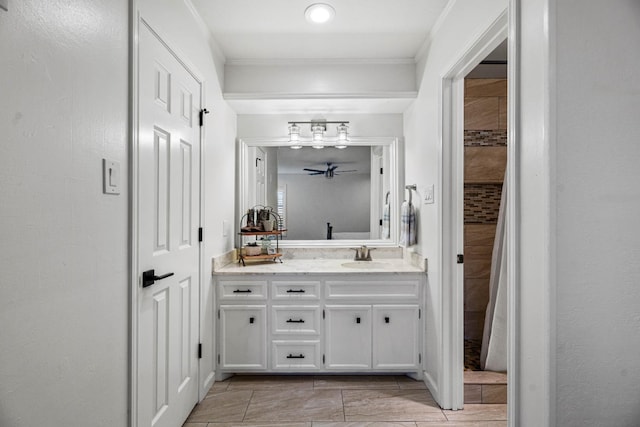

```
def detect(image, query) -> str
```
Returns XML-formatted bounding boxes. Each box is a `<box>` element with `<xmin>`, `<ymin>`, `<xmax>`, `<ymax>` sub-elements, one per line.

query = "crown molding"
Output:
<box><xmin>223</xmin><ymin>91</ymin><xmax>418</xmax><ymax>101</ymax></box>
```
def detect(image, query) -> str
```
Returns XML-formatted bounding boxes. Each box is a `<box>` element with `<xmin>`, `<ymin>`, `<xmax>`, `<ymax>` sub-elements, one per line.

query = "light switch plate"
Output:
<box><xmin>103</xmin><ymin>158</ymin><xmax>121</xmax><ymax>195</ymax></box>
<box><xmin>0</xmin><ymin>0</ymin><xmax>7</xmax><ymax>12</ymax></box>
<box><xmin>423</xmin><ymin>184</ymin><xmax>434</xmax><ymax>204</ymax></box>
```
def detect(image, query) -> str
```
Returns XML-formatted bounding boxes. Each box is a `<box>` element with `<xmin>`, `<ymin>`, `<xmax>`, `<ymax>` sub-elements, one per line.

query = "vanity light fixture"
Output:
<box><xmin>287</xmin><ymin>120</ymin><xmax>350</xmax><ymax>150</ymax></box>
<box><xmin>305</xmin><ymin>3</ymin><xmax>336</xmax><ymax>24</ymax></box>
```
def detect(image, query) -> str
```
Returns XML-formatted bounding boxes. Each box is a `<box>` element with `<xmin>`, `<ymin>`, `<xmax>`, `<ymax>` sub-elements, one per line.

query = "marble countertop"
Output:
<box><xmin>213</xmin><ymin>258</ymin><xmax>425</xmax><ymax>275</ymax></box>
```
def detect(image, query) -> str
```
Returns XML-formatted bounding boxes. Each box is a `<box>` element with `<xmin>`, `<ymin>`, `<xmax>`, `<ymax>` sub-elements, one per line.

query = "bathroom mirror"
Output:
<box><xmin>238</xmin><ymin>137</ymin><xmax>402</xmax><ymax>247</ymax></box>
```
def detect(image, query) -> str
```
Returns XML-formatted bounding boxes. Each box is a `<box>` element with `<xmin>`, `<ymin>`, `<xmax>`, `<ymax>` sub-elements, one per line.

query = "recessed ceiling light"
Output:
<box><xmin>305</xmin><ymin>3</ymin><xmax>336</xmax><ymax>24</ymax></box>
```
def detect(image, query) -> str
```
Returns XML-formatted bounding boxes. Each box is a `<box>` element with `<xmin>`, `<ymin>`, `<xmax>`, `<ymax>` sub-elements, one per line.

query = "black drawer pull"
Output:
<box><xmin>249</xmin><ymin>316</ymin><xmax>255</xmax><ymax>324</ymax></box>
<box><xmin>233</xmin><ymin>289</ymin><xmax>252</xmax><ymax>293</ymax></box>
<box><xmin>286</xmin><ymin>318</ymin><xmax>305</xmax><ymax>323</ymax></box>
<box><xmin>286</xmin><ymin>354</ymin><xmax>305</xmax><ymax>359</ymax></box>
<box><xmin>286</xmin><ymin>289</ymin><xmax>306</xmax><ymax>293</ymax></box>
<box><xmin>385</xmin><ymin>316</ymin><xmax>390</xmax><ymax>324</ymax></box>
<box><xmin>356</xmin><ymin>316</ymin><xmax>361</xmax><ymax>324</ymax></box>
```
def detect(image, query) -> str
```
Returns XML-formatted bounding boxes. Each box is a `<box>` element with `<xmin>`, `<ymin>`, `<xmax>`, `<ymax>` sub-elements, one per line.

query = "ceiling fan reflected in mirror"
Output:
<box><xmin>303</xmin><ymin>162</ymin><xmax>357</xmax><ymax>179</ymax></box>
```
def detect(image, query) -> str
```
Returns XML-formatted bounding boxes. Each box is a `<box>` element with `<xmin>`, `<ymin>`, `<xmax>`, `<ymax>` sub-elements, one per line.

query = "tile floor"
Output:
<box><xmin>183</xmin><ymin>375</ymin><xmax>507</xmax><ymax>427</ymax></box>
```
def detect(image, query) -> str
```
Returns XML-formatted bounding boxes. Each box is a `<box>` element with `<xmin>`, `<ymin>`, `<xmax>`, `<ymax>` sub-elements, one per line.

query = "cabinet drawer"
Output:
<box><xmin>272</xmin><ymin>340</ymin><xmax>321</xmax><ymax>370</ymax></box>
<box><xmin>326</xmin><ymin>280</ymin><xmax>420</xmax><ymax>300</ymax></box>
<box><xmin>272</xmin><ymin>306</ymin><xmax>320</xmax><ymax>335</ymax></box>
<box><xmin>219</xmin><ymin>281</ymin><xmax>267</xmax><ymax>300</ymax></box>
<box><xmin>272</xmin><ymin>281</ymin><xmax>320</xmax><ymax>300</ymax></box>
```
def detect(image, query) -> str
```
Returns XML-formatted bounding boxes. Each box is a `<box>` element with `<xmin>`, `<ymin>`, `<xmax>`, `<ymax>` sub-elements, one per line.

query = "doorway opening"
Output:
<box><xmin>461</xmin><ymin>41</ymin><xmax>508</xmax><ymax>404</ymax></box>
<box><xmin>439</xmin><ymin>9</ymin><xmax>508</xmax><ymax>411</ymax></box>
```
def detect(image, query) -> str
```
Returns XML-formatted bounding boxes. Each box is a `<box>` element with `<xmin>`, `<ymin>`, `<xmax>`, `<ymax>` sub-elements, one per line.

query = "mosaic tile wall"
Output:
<box><xmin>464</xmin><ymin>129</ymin><xmax>507</xmax><ymax>147</ymax></box>
<box><xmin>464</xmin><ymin>184</ymin><xmax>503</xmax><ymax>224</ymax></box>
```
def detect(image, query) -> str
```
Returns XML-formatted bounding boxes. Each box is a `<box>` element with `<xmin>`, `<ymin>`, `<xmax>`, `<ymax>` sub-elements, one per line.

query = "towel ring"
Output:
<box><xmin>405</xmin><ymin>184</ymin><xmax>417</xmax><ymax>205</ymax></box>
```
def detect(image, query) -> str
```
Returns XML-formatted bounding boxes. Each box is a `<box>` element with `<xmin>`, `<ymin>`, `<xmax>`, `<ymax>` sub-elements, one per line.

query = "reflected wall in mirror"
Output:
<box><xmin>238</xmin><ymin>138</ymin><xmax>401</xmax><ymax>247</ymax></box>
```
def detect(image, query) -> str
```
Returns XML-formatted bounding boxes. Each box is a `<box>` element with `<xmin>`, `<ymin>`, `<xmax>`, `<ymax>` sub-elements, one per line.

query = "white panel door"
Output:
<box><xmin>325</xmin><ymin>305</ymin><xmax>372</xmax><ymax>369</ymax></box>
<box><xmin>137</xmin><ymin>22</ymin><xmax>201</xmax><ymax>427</ymax></box>
<box><xmin>372</xmin><ymin>305</ymin><xmax>419</xmax><ymax>370</ymax></box>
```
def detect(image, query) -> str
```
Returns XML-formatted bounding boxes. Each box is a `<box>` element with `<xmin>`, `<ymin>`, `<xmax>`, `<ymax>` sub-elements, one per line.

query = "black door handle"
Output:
<box><xmin>286</xmin><ymin>354</ymin><xmax>305</xmax><ymax>359</ymax></box>
<box><xmin>286</xmin><ymin>289</ymin><xmax>306</xmax><ymax>293</ymax></box>
<box><xmin>142</xmin><ymin>269</ymin><xmax>174</xmax><ymax>288</ymax></box>
<box><xmin>233</xmin><ymin>289</ymin><xmax>252</xmax><ymax>293</ymax></box>
<box><xmin>249</xmin><ymin>316</ymin><xmax>255</xmax><ymax>324</ymax></box>
<box><xmin>356</xmin><ymin>316</ymin><xmax>361</xmax><ymax>324</ymax></box>
<box><xmin>385</xmin><ymin>316</ymin><xmax>390</xmax><ymax>324</ymax></box>
<box><xmin>286</xmin><ymin>319</ymin><xmax>305</xmax><ymax>323</ymax></box>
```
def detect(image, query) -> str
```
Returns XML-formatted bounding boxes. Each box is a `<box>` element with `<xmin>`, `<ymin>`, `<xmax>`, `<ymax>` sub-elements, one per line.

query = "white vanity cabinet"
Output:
<box><xmin>215</xmin><ymin>273</ymin><xmax>424</xmax><ymax>378</ymax></box>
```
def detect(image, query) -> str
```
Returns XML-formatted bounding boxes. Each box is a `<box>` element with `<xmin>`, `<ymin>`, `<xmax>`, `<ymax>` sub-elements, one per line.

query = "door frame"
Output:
<box><xmin>129</xmin><ymin>13</ymin><xmax>206</xmax><ymax>427</ymax></box>
<box><xmin>439</xmin><ymin>10</ymin><xmax>509</xmax><ymax>410</ymax></box>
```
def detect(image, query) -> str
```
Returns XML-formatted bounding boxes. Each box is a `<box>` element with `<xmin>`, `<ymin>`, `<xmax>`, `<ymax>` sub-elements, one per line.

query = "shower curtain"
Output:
<box><xmin>481</xmin><ymin>173</ymin><xmax>508</xmax><ymax>371</ymax></box>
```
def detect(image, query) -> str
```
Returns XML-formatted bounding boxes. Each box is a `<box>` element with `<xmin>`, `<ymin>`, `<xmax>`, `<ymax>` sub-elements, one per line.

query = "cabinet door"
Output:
<box><xmin>373</xmin><ymin>304</ymin><xmax>420</xmax><ymax>370</ymax></box>
<box><xmin>372</xmin><ymin>305</ymin><xmax>419</xmax><ymax>370</ymax></box>
<box><xmin>219</xmin><ymin>305</ymin><xmax>267</xmax><ymax>370</ymax></box>
<box><xmin>325</xmin><ymin>305</ymin><xmax>371</xmax><ymax>370</ymax></box>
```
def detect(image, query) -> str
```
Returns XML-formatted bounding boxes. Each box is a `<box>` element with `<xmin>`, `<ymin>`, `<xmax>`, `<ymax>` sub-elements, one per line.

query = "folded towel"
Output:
<box><xmin>399</xmin><ymin>201</ymin><xmax>417</xmax><ymax>246</ymax></box>
<box><xmin>381</xmin><ymin>203</ymin><xmax>391</xmax><ymax>239</ymax></box>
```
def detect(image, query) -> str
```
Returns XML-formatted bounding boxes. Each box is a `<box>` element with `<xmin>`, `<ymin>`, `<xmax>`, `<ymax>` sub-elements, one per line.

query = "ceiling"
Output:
<box><xmin>277</xmin><ymin>146</ymin><xmax>371</xmax><ymax>175</ymax></box>
<box><xmin>189</xmin><ymin>0</ymin><xmax>451</xmax><ymax>61</ymax></box>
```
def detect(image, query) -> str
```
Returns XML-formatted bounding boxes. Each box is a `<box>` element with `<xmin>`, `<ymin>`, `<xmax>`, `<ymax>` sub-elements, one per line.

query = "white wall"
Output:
<box><xmin>137</xmin><ymin>0</ymin><xmax>238</xmax><ymax>398</ymax></box>
<box><xmin>403</xmin><ymin>0</ymin><xmax>507</xmax><ymax>406</ymax></box>
<box><xmin>225</xmin><ymin>61</ymin><xmax>417</xmax><ymax>96</ymax></box>
<box><xmin>237</xmin><ymin>113</ymin><xmax>403</xmax><ymax>139</ymax></box>
<box><xmin>517</xmin><ymin>0</ymin><xmax>640</xmax><ymax>425</ymax></box>
<box><xmin>0</xmin><ymin>1</ymin><xmax>129</xmax><ymax>426</ymax></box>
<box><xmin>280</xmin><ymin>173</ymin><xmax>370</xmax><ymax>240</ymax></box>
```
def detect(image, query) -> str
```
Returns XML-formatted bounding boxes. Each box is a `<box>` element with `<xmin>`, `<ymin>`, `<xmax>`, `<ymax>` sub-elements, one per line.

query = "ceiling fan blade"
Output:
<box><xmin>336</xmin><ymin>169</ymin><xmax>357</xmax><ymax>173</ymax></box>
<box><xmin>307</xmin><ymin>171</ymin><xmax>324</xmax><ymax>175</ymax></box>
<box><xmin>303</xmin><ymin>168</ymin><xmax>325</xmax><ymax>173</ymax></box>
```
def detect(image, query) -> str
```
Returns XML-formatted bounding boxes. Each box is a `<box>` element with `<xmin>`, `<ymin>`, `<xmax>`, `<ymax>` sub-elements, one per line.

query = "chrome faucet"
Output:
<box><xmin>352</xmin><ymin>245</ymin><xmax>375</xmax><ymax>261</ymax></box>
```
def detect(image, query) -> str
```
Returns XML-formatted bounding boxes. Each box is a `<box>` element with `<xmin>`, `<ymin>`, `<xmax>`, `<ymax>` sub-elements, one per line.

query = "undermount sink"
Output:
<box><xmin>341</xmin><ymin>261</ymin><xmax>390</xmax><ymax>269</ymax></box>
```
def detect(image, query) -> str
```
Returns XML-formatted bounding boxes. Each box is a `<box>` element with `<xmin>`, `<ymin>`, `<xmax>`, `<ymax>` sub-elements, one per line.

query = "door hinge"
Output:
<box><xmin>419</xmin><ymin>309</ymin><xmax>421</xmax><ymax>319</ymax></box>
<box><xmin>322</xmin><ymin>309</ymin><xmax>325</xmax><ymax>319</ymax></box>
<box><xmin>198</xmin><ymin>343</ymin><xmax>202</xmax><ymax>359</ymax></box>
<box><xmin>457</xmin><ymin>254</ymin><xmax>464</xmax><ymax>264</ymax></box>
<box><xmin>217</xmin><ymin>354</ymin><xmax>220</xmax><ymax>364</ymax></box>
<box><xmin>217</xmin><ymin>309</ymin><xmax>220</xmax><ymax>319</ymax></box>
<box><xmin>419</xmin><ymin>353</ymin><xmax>422</xmax><ymax>364</ymax></box>
<box><xmin>379</xmin><ymin>219</ymin><xmax>383</xmax><ymax>226</ymax></box>
<box><xmin>380</xmin><ymin>167</ymin><xmax>383</xmax><ymax>175</ymax></box>
<box><xmin>199</xmin><ymin>108</ymin><xmax>210</xmax><ymax>127</ymax></box>
<box><xmin>322</xmin><ymin>354</ymin><xmax>325</xmax><ymax>364</ymax></box>
<box><xmin>198</xmin><ymin>227</ymin><xmax>203</xmax><ymax>242</ymax></box>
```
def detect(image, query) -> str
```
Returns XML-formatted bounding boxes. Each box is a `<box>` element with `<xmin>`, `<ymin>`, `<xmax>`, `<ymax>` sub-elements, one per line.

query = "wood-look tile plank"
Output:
<box><xmin>227</xmin><ymin>374</ymin><xmax>314</xmax><ymax>390</ymax></box>
<box><xmin>465</xmin><ymin>278</ymin><xmax>490</xmax><ymax>312</ymax></box>
<box><xmin>465</xmin><ymin>258</ymin><xmax>492</xmax><ymax>279</ymax></box>
<box><xmin>244</xmin><ymin>389</ymin><xmax>344</xmax><ymax>422</ymax></box>
<box><xmin>314</xmin><ymin>375</ymin><xmax>399</xmax><ymax>389</ymax></box>
<box><xmin>207</xmin><ymin>423</ymin><xmax>311</xmax><ymax>427</ymax></box>
<box><xmin>482</xmin><ymin>384</ymin><xmax>508</xmax><ymax>404</ymax></box>
<box><xmin>443</xmin><ymin>404</ymin><xmax>507</xmax><ymax>421</ymax></box>
<box><xmin>464</xmin><ymin>311</ymin><xmax>485</xmax><ymax>341</ymax></box>
<box><xmin>314</xmin><ymin>422</ymin><xmax>417</xmax><ymax>427</ymax></box>
<box><xmin>464</xmin><ymin>147</ymin><xmax>507</xmax><ymax>183</ymax></box>
<box><xmin>417</xmin><ymin>422</ymin><xmax>506</xmax><ymax>427</ymax></box>
<box><xmin>465</xmin><ymin>225</ymin><xmax>497</xmax><ymax>246</ymax></box>
<box><xmin>465</xmin><ymin>79</ymin><xmax>507</xmax><ymax>97</ymax></box>
<box><xmin>186</xmin><ymin>390</ymin><xmax>253</xmax><ymax>423</ymax></box>
<box><xmin>464</xmin><ymin>371</ymin><xmax>507</xmax><ymax>385</ymax></box>
<box><xmin>395</xmin><ymin>376</ymin><xmax>427</xmax><ymax>390</ymax></box>
<box><xmin>499</xmin><ymin>97</ymin><xmax>508</xmax><ymax>130</ymax></box>
<box><xmin>343</xmin><ymin>389</ymin><xmax>446</xmax><ymax>422</ymax></box>
<box><xmin>464</xmin><ymin>384</ymin><xmax>483</xmax><ymax>404</ymax></box>
<box><xmin>464</xmin><ymin>98</ymin><xmax>500</xmax><ymax>130</ymax></box>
